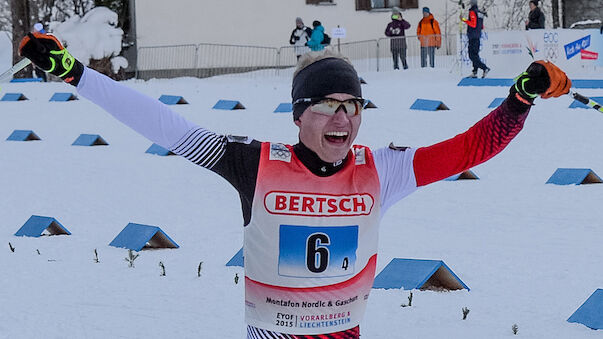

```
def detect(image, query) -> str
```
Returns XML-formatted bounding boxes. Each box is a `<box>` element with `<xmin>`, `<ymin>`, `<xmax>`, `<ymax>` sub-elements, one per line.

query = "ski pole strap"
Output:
<box><xmin>49</xmin><ymin>49</ymin><xmax>76</xmax><ymax>77</ymax></box>
<box><xmin>514</xmin><ymin>72</ymin><xmax>538</xmax><ymax>99</ymax></box>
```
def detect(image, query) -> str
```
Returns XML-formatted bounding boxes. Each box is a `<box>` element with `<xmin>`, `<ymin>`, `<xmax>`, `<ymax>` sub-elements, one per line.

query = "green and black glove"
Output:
<box><xmin>511</xmin><ymin>60</ymin><xmax>571</xmax><ymax>104</ymax></box>
<box><xmin>19</xmin><ymin>32</ymin><xmax>84</xmax><ymax>86</ymax></box>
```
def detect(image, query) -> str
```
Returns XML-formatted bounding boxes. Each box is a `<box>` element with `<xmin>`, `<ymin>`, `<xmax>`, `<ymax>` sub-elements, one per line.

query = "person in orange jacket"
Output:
<box><xmin>416</xmin><ymin>7</ymin><xmax>441</xmax><ymax>68</ymax></box>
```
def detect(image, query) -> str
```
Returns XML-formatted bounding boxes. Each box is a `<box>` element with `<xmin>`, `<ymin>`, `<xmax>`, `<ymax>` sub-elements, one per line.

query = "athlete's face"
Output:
<box><xmin>294</xmin><ymin>93</ymin><xmax>362</xmax><ymax>163</ymax></box>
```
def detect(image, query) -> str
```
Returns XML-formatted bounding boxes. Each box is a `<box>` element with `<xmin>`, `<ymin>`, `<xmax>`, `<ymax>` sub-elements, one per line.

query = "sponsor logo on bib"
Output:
<box><xmin>264</xmin><ymin>192</ymin><xmax>374</xmax><ymax>217</ymax></box>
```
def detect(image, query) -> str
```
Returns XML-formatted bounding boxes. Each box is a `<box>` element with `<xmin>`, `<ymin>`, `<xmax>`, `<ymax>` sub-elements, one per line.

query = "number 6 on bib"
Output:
<box><xmin>278</xmin><ymin>225</ymin><xmax>358</xmax><ymax>278</ymax></box>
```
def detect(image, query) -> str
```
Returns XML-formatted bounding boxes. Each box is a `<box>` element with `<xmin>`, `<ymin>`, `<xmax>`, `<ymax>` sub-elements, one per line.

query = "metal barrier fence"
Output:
<box><xmin>137</xmin><ymin>44</ymin><xmax>198</xmax><ymax>79</ymax></box>
<box><xmin>136</xmin><ymin>34</ymin><xmax>459</xmax><ymax>80</ymax></box>
<box><xmin>377</xmin><ymin>34</ymin><xmax>458</xmax><ymax>71</ymax></box>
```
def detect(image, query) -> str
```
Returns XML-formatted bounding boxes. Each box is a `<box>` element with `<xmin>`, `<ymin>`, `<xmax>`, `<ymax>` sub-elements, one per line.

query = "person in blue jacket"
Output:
<box><xmin>306</xmin><ymin>20</ymin><xmax>325</xmax><ymax>51</ymax></box>
<box><xmin>462</xmin><ymin>0</ymin><xmax>490</xmax><ymax>78</ymax></box>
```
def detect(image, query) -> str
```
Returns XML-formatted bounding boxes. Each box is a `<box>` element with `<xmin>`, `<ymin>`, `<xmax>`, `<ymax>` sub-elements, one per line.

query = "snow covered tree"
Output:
<box><xmin>5</xmin><ymin>0</ymin><xmax>129</xmax><ymax>78</ymax></box>
<box><xmin>7</xmin><ymin>0</ymin><xmax>96</xmax><ymax>77</ymax></box>
<box><xmin>49</xmin><ymin>6</ymin><xmax>127</xmax><ymax>79</ymax></box>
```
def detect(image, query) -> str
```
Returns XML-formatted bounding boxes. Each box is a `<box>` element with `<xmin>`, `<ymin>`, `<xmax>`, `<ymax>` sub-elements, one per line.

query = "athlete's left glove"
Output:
<box><xmin>19</xmin><ymin>32</ymin><xmax>84</xmax><ymax>86</ymax></box>
<box><xmin>511</xmin><ymin>60</ymin><xmax>571</xmax><ymax>103</ymax></box>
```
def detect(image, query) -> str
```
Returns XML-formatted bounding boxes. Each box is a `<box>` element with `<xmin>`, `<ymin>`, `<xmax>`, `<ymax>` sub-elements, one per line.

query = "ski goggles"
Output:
<box><xmin>292</xmin><ymin>97</ymin><xmax>368</xmax><ymax>117</ymax></box>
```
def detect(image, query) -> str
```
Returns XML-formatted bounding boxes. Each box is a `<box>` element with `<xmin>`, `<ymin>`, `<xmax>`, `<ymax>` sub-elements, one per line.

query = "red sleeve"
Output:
<box><xmin>466</xmin><ymin>10</ymin><xmax>477</xmax><ymax>28</ymax></box>
<box><xmin>413</xmin><ymin>95</ymin><xmax>530</xmax><ymax>187</ymax></box>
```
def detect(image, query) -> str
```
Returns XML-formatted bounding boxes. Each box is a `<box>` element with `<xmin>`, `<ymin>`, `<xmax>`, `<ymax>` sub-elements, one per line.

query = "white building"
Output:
<box><xmin>134</xmin><ymin>0</ymin><xmax>455</xmax><ymax>48</ymax></box>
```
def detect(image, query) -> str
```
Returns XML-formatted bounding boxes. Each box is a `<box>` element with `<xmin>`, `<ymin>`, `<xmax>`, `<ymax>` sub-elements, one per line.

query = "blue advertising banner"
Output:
<box><xmin>564</xmin><ymin>35</ymin><xmax>591</xmax><ymax>59</ymax></box>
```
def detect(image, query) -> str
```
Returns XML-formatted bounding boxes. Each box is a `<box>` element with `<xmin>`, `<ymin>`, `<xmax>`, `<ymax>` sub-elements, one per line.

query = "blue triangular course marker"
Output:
<box><xmin>1</xmin><ymin>93</ymin><xmax>28</xmax><ymax>101</ymax></box>
<box><xmin>72</xmin><ymin>134</ymin><xmax>108</xmax><ymax>146</ymax></box>
<box><xmin>49</xmin><ymin>92</ymin><xmax>78</xmax><ymax>101</ymax></box>
<box><xmin>158</xmin><ymin>95</ymin><xmax>188</xmax><ymax>105</ymax></box>
<box><xmin>365</xmin><ymin>99</ymin><xmax>377</xmax><ymax>109</ymax></box>
<box><xmin>546</xmin><ymin>168</ymin><xmax>603</xmax><ymax>185</ymax></box>
<box><xmin>109</xmin><ymin>223</ymin><xmax>179</xmax><ymax>251</ymax></box>
<box><xmin>14</xmin><ymin>215</ymin><xmax>71</xmax><ymax>237</ymax></box>
<box><xmin>488</xmin><ymin>97</ymin><xmax>505</xmax><ymax>108</ymax></box>
<box><xmin>444</xmin><ymin>169</ymin><xmax>479</xmax><ymax>181</ymax></box>
<box><xmin>359</xmin><ymin>77</ymin><xmax>367</xmax><ymax>84</ymax></box>
<box><xmin>274</xmin><ymin>103</ymin><xmax>292</xmax><ymax>113</ymax></box>
<box><xmin>145</xmin><ymin>143</ymin><xmax>175</xmax><ymax>156</ymax></box>
<box><xmin>6</xmin><ymin>130</ymin><xmax>40</xmax><ymax>141</ymax></box>
<box><xmin>569</xmin><ymin>96</ymin><xmax>603</xmax><ymax>109</ymax></box>
<box><xmin>10</xmin><ymin>78</ymin><xmax>43</xmax><ymax>83</ymax></box>
<box><xmin>410</xmin><ymin>99</ymin><xmax>449</xmax><ymax>111</ymax></box>
<box><xmin>213</xmin><ymin>100</ymin><xmax>245</xmax><ymax>110</ymax></box>
<box><xmin>568</xmin><ymin>289</ymin><xmax>603</xmax><ymax>330</ymax></box>
<box><xmin>373</xmin><ymin>258</ymin><xmax>469</xmax><ymax>291</ymax></box>
<box><xmin>226</xmin><ymin>247</ymin><xmax>244</xmax><ymax>267</ymax></box>
<box><xmin>457</xmin><ymin>78</ymin><xmax>515</xmax><ymax>87</ymax></box>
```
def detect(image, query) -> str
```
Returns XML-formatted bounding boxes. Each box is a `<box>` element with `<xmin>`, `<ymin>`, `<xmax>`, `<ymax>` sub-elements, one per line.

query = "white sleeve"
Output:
<box><xmin>76</xmin><ymin>67</ymin><xmax>197</xmax><ymax>150</ymax></box>
<box><xmin>373</xmin><ymin>147</ymin><xmax>419</xmax><ymax>215</ymax></box>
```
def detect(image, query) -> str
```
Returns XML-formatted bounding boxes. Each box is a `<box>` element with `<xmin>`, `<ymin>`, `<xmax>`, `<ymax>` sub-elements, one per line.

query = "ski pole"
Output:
<box><xmin>571</xmin><ymin>90</ymin><xmax>603</xmax><ymax>113</ymax></box>
<box><xmin>0</xmin><ymin>58</ymin><xmax>32</xmax><ymax>83</ymax></box>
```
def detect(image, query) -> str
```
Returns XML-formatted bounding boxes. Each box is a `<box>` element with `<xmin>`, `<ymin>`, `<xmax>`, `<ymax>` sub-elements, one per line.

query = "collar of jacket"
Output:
<box><xmin>293</xmin><ymin>142</ymin><xmax>348</xmax><ymax>177</ymax></box>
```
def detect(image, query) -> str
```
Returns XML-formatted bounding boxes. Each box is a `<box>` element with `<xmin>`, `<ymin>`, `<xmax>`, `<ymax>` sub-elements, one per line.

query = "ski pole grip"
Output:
<box><xmin>572</xmin><ymin>92</ymin><xmax>590</xmax><ymax>105</ymax></box>
<box><xmin>27</xmin><ymin>33</ymin><xmax>48</xmax><ymax>54</ymax></box>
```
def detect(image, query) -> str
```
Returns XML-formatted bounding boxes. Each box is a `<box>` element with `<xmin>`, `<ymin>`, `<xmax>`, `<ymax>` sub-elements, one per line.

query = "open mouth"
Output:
<box><xmin>324</xmin><ymin>131</ymin><xmax>349</xmax><ymax>144</ymax></box>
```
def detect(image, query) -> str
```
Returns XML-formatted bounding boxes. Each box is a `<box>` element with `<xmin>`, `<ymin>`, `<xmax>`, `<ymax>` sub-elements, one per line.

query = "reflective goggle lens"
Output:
<box><xmin>309</xmin><ymin>98</ymin><xmax>366</xmax><ymax>116</ymax></box>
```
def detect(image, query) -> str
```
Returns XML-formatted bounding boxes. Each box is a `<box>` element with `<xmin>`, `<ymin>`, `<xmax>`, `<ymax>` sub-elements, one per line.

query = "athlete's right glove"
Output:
<box><xmin>511</xmin><ymin>60</ymin><xmax>571</xmax><ymax>103</ymax></box>
<box><xmin>19</xmin><ymin>32</ymin><xmax>84</xmax><ymax>86</ymax></box>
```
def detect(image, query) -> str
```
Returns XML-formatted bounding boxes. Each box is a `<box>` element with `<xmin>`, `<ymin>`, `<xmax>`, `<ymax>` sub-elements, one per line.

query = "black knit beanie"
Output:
<box><xmin>291</xmin><ymin>57</ymin><xmax>361</xmax><ymax>120</ymax></box>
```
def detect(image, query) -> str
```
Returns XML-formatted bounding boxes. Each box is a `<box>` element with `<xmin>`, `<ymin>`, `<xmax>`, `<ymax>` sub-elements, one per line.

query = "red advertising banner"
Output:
<box><xmin>581</xmin><ymin>49</ymin><xmax>599</xmax><ymax>60</ymax></box>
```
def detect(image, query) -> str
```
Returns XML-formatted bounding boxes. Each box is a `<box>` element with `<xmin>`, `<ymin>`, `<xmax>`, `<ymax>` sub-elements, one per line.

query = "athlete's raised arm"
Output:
<box><xmin>20</xmin><ymin>33</ymin><xmax>201</xmax><ymax>148</ymax></box>
<box><xmin>413</xmin><ymin>60</ymin><xmax>570</xmax><ymax>186</ymax></box>
<box><xmin>18</xmin><ymin>32</ymin><xmax>262</xmax><ymax>221</ymax></box>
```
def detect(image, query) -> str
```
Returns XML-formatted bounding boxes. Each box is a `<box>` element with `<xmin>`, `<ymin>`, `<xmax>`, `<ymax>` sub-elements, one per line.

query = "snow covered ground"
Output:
<box><xmin>1</xmin><ymin>66</ymin><xmax>602</xmax><ymax>338</ymax></box>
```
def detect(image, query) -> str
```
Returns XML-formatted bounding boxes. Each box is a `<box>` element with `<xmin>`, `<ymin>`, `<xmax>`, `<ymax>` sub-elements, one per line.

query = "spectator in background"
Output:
<box><xmin>525</xmin><ymin>0</ymin><xmax>545</xmax><ymax>30</ymax></box>
<box><xmin>462</xmin><ymin>0</ymin><xmax>490</xmax><ymax>78</ymax></box>
<box><xmin>385</xmin><ymin>11</ymin><xmax>411</xmax><ymax>70</ymax></box>
<box><xmin>289</xmin><ymin>17</ymin><xmax>312</xmax><ymax>60</ymax></box>
<box><xmin>417</xmin><ymin>7</ymin><xmax>441</xmax><ymax>68</ymax></box>
<box><xmin>32</xmin><ymin>23</ymin><xmax>48</xmax><ymax>82</ymax></box>
<box><xmin>306</xmin><ymin>20</ymin><xmax>325</xmax><ymax>52</ymax></box>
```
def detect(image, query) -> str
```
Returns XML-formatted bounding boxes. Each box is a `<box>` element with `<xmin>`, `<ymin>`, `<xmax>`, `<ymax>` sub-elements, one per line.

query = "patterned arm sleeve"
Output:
<box><xmin>76</xmin><ymin>67</ymin><xmax>261</xmax><ymax>224</ymax></box>
<box><xmin>169</xmin><ymin>127</ymin><xmax>227</xmax><ymax>169</ymax></box>
<box><xmin>413</xmin><ymin>94</ymin><xmax>530</xmax><ymax>187</ymax></box>
<box><xmin>76</xmin><ymin>67</ymin><xmax>230</xmax><ymax>170</ymax></box>
<box><xmin>77</xmin><ymin>67</ymin><xmax>198</xmax><ymax>149</ymax></box>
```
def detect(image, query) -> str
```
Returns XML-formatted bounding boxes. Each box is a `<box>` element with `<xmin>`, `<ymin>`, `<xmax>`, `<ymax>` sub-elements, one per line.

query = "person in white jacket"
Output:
<box><xmin>289</xmin><ymin>17</ymin><xmax>312</xmax><ymax>60</ymax></box>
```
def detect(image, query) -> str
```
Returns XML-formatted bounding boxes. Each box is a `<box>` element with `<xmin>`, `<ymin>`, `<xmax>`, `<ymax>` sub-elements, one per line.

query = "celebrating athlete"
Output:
<box><xmin>19</xmin><ymin>32</ymin><xmax>570</xmax><ymax>338</ymax></box>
